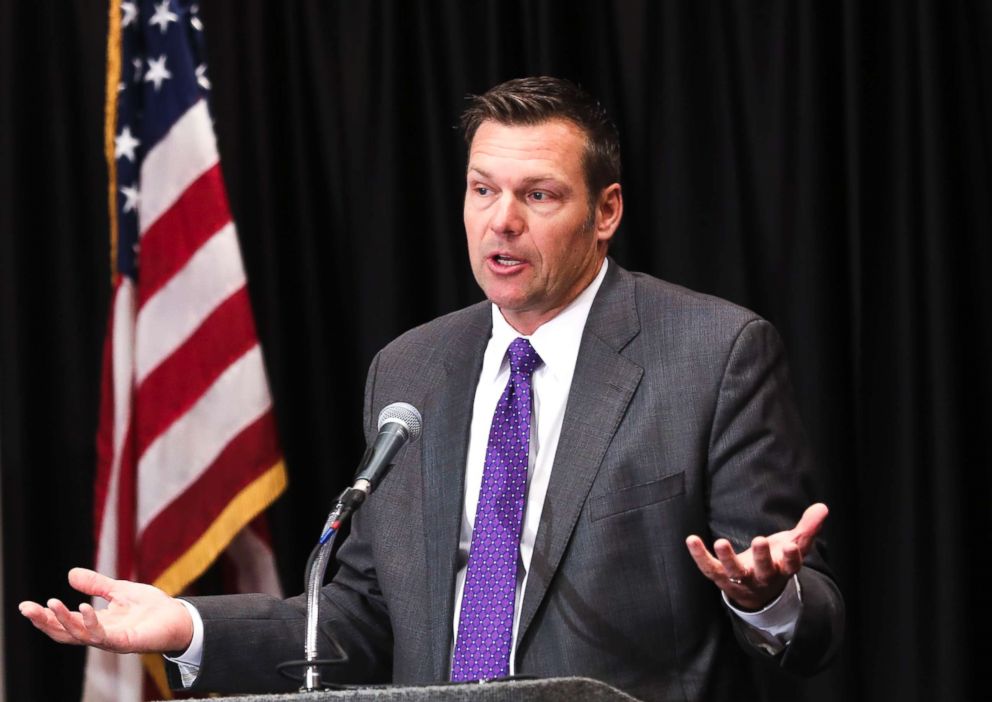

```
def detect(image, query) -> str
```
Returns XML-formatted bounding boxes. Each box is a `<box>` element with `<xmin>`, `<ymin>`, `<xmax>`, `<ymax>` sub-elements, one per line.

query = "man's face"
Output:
<box><xmin>464</xmin><ymin>119</ymin><xmax>621</xmax><ymax>335</ymax></box>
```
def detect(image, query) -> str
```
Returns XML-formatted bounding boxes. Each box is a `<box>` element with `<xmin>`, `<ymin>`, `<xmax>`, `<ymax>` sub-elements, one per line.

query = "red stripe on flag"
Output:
<box><xmin>134</xmin><ymin>287</ymin><xmax>258</xmax><ymax>455</ymax></box>
<box><xmin>137</xmin><ymin>164</ymin><xmax>231</xmax><ymax>306</ymax></box>
<box><xmin>115</xmin><ymin>415</ymin><xmax>138</xmax><ymax>580</ymax></box>
<box><xmin>136</xmin><ymin>410</ymin><xmax>282</xmax><ymax>583</ymax></box>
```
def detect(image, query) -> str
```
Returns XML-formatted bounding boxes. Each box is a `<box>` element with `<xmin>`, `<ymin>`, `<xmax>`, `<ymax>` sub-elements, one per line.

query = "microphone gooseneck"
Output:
<box><xmin>298</xmin><ymin>402</ymin><xmax>423</xmax><ymax>692</ymax></box>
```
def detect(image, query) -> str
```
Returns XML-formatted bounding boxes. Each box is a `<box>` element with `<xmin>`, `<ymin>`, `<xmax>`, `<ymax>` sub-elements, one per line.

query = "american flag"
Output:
<box><xmin>87</xmin><ymin>1</ymin><xmax>288</xmax><ymax>699</ymax></box>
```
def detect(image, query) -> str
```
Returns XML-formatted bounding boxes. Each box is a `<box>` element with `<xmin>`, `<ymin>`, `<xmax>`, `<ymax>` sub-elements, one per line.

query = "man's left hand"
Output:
<box><xmin>685</xmin><ymin>503</ymin><xmax>828</xmax><ymax>611</ymax></box>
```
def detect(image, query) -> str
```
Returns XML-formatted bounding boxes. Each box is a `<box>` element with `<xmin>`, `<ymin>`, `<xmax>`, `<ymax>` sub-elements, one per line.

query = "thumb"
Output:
<box><xmin>67</xmin><ymin>568</ymin><xmax>118</xmax><ymax>600</ymax></box>
<box><xmin>790</xmin><ymin>503</ymin><xmax>829</xmax><ymax>553</ymax></box>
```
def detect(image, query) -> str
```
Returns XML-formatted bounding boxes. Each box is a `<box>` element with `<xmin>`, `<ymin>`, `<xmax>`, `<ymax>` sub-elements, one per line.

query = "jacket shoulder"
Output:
<box><xmin>362</xmin><ymin>301</ymin><xmax>490</xmax><ymax>434</ymax></box>
<box><xmin>630</xmin><ymin>272</ymin><xmax>763</xmax><ymax>328</ymax></box>
<box><xmin>376</xmin><ymin>301</ymin><xmax>491</xmax><ymax>363</ymax></box>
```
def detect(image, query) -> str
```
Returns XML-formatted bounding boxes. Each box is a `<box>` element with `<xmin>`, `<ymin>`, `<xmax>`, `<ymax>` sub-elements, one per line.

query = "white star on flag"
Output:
<box><xmin>132</xmin><ymin>57</ymin><xmax>143</xmax><ymax>83</ymax></box>
<box><xmin>195</xmin><ymin>64</ymin><xmax>211</xmax><ymax>91</ymax></box>
<box><xmin>144</xmin><ymin>55</ymin><xmax>172</xmax><ymax>91</ymax></box>
<box><xmin>114</xmin><ymin>126</ymin><xmax>140</xmax><ymax>162</ymax></box>
<box><xmin>149</xmin><ymin>0</ymin><xmax>178</xmax><ymax>34</ymax></box>
<box><xmin>190</xmin><ymin>4</ymin><xmax>204</xmax><ymax>32</ymax></box>
<box><xmin>121</xmin><ymin>1</ymin><xmax>138</xmax><ymax>28</ymax></box>
<box><xmin>120</xmin><ymin>184</ymin><xmax>140</xmax><ymax>213</ymax></box>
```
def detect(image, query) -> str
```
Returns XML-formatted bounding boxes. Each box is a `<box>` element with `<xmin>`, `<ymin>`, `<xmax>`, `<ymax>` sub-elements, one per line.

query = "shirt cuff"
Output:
<box><xmin>722</xmin><ymin>574</ymin><xmax>803</xmax><ymax>655</ymax></box>
<box><xmin>162</xmin><ymin>599</ymin><xmax>204</xmax><ymax>688</ymax></box>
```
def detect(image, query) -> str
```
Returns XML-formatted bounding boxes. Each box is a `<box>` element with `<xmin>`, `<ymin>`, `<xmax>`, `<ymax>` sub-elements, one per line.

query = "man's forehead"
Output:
<box><xmin>467</xmin><ymin>119</ymin><xmax>587</xmax><ymax>172</ymax></box>
<box><xmin>470</xmin><ymin>117</ymin><xmax>586</xmax><ymax>146</ymax></box>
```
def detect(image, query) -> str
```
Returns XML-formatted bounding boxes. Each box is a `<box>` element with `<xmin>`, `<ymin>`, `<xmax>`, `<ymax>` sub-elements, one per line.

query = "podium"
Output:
<box><xmin>167</xmin><ymin>677</ymin><xmax>639</xmax><ymax>701</ymax></box>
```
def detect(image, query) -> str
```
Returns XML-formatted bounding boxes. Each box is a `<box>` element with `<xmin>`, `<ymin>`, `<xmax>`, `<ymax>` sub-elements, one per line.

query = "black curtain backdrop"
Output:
<box><xmin>2</xmin><ymin>1</ymin><xmax>990</xmax><ymax>700</ymax></box>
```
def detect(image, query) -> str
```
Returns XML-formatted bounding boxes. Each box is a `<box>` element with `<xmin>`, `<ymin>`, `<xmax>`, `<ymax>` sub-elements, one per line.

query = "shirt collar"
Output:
<box><xmin>484</xmin><ymin>258</ymin><xmax>609</xmax><ymax>384</ymax></box>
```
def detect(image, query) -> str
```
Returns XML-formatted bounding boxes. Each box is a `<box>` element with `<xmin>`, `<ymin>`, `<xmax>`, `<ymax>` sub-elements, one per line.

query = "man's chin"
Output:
<box><xmin>486</xmin><ymin>294</ymin><xmax>555</xmax><ymax>335</ymax></box>
<box><xmin>480</xmin><ymin>278</ymin><xmax>532</xmax><ymax>309</ymax></box>
<box><xmin>487</xmin><ymin>296</ymin><xmax>531</xmax><ymax>314</ymax></box>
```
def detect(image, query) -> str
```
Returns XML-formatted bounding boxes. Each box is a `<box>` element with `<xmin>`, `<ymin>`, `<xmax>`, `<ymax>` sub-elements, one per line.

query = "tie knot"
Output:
<box><xmin>507</xmin><ymin>337</ymin><xmax>542</xmax><ymax>376</ymax></box>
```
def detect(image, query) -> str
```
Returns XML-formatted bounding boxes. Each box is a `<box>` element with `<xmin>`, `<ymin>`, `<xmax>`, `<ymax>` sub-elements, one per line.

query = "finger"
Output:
<box><xmin>713</xmin><ymin>539</ymin><xmax>749</xmax><ymax>580</ymax></box>
<box><xmin>781</xmin><ymin>543</ymin><xmax>803</xmax><ymax>574</ymax></box>
<box><xmin>685</xmin><ymin>535</ymin><xmax>725</xmax><ymax>581</ymax></box>
<box><xmin>19</xmin><ymin>602</ymin><xmax>77</xmax><ymax>644</ymax></box>
<box><xmin>751</xmin><ymin>536</ymin><xmax>775</xmax><ymax>581</ymax></box>
<box><xmin>18</xmin><ymin>600</ymin><xmax>45</xmax><ymax>619</ymax></box>
<box><xmin>18</xmin><ymin>600</ymin><xmax>52</xmax><ymax>625</ymax></box>
<box><xmin>789</xmin><ymin>503</ymin><xmax>829</xmax><ymax>553</ymax></box>
<box><xmin>68</xmin><ymin>567</ymin><xmax>117</xmax><ymax>601</ymax></box>
<box><xmin>79</xmin><ymin>602</ymin><xmax>107</xmax><ymax>642</ymax></box>
<box><xmin>47</xmin><ymin>598</ymin><xmax>98</xmax><ymax>645</ymax></box>
<box><xmin>23</xmin><ymin>601</ymin><xmax>77</xmax><ymax>643</ymax></box>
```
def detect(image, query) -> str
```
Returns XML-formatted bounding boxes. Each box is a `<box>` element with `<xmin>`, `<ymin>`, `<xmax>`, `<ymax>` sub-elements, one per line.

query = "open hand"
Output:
<box><xmin>685</xmin><ymin>503</ymin><xmax>828</xmax><ymax>610</ymax></box>
<box><xmin>19</xmin><ymin>568</ymin><xmax>193</xmax><ymax>654</ymax></box>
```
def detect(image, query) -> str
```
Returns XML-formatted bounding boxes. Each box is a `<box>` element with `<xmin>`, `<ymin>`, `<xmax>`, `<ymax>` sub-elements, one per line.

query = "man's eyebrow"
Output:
<box><xmin>518</xmin><ymin>175</ymin><xmax>567</xmax><ymax>188</ymax></box>
<box><xmin>466</xmin><ymin>167</ymin><xmax>492</xmax><ymax>179</ymax></box>
<box><xmin>466</xmin><ymin>167</ymin><xmax>567</xmax><ymax>188</ymax></box>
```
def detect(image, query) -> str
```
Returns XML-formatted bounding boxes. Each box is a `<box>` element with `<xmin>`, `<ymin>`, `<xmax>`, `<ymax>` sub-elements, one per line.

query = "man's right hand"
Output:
<box><xmin>19</xmin><ymin>567</ymin><xmax>193</xmax><ymax>654</ymax></box>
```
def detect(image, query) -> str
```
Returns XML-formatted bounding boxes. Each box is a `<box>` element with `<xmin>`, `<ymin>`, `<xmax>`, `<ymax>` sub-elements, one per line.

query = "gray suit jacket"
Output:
<box><xmin>176</xmin><ymin>262</ymin><xmax>844</xmax><ymax>701</ymax></box>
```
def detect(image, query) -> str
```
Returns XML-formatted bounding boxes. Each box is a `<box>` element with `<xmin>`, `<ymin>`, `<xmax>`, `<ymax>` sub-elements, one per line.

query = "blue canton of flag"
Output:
<box><xmin>113</xmin><ymin>0</ymin><xmax>211</xmax><ymax>279</ymax></box>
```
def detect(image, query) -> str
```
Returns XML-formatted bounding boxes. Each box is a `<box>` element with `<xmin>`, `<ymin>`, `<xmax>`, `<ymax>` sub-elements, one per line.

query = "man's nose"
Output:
<box><xmin>490</xmin><ymin>194</ymin><xmax>525</xmax><ymax>235</ymax></box>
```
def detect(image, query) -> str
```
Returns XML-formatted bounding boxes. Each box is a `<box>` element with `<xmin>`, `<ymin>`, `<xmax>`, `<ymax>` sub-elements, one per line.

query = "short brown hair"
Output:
<box><xmin>460</xmin><ymin>76</ymin><xmax>622</xmax><ymax>196</ymax></box>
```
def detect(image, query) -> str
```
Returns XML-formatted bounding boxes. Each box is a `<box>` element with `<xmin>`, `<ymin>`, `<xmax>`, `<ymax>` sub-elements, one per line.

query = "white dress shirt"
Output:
<box><xmin>449</xmin><ymin>259</ymin><xmax>800</xmax><ymax>672</ymax></box>
<box><xmin>451</xmin><ymin>257</ymin><xmax>611</xmax><ymax>673</ymax></box>
<box><xmin>172</xmin><ymin>258</ymin><xmax>800</xmax><ymax>685</ymax></box>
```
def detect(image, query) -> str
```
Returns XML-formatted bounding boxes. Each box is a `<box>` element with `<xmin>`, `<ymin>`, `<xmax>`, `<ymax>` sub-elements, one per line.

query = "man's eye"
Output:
<box><xmin>475</xmin><ymin>186</ymin><xmax>491</xmax><ymax>196</ymax></box>
<box><xmin>531</xmin><ymin>191</ymin><xmax>547</xmax><ymax>201</ymax></box>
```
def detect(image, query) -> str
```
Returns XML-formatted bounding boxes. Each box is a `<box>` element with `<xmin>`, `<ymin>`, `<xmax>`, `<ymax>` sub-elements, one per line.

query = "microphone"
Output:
<box><xmin>352</xmin><ymin>402</ymin><xmax>423</xmax><ymax>494</ymax></box>
<box><xmin>292</xmin><ymin>402</ymin><xmax>423</xmax><ymax>692</ymax></box>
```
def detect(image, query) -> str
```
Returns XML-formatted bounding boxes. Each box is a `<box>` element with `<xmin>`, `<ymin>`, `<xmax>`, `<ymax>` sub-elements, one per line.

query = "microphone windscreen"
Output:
<box><xmin>377</xmin><ymin>402</ymin><xmax>423</xmax><ymax>439</ymax></box>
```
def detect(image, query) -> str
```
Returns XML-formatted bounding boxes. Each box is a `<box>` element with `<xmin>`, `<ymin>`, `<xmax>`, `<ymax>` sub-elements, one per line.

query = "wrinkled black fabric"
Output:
<box><xmin>1</xmin><ymin>2</ymin><xmax>989</xmax><ymax>700</ymax></box>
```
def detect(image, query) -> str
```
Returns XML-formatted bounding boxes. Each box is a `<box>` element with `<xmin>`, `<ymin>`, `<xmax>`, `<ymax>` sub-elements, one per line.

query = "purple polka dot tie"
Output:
<box><xmin>450</xmin><ymin>337</ymin><xmax>542</xmax><ymax>681</ymax></box>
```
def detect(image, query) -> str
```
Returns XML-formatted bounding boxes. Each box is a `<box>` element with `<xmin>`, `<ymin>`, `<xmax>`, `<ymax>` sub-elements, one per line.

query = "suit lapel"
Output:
<box><xmin>516</xmin><ymin>261</ymin><xmax>643</xmax><ymax>650</ymax></box>
<box><xmin>420</xmin><ymin>304</ymin><xmax>491</xmax><ymax>679</ymax></box>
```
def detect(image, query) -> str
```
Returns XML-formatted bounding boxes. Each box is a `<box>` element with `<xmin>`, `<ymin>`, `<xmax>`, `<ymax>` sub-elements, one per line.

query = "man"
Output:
<box><xmin>21</xmin><ymin>77</ymin><xmax>843</xmax><ymax>701</ymax></box>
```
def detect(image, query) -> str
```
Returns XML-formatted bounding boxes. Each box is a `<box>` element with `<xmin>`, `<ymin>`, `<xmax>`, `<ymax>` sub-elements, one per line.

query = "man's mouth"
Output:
<box><xmin>491</xmin><ymin>254</ymin><xmax>524</xmax><ymax>267</ymax></box>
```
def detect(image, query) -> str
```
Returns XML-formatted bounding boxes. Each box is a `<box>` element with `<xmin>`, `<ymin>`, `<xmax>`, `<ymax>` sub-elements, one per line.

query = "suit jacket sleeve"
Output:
<box><xmin>166</xmin><ymin>353</ymin><xmax>396</xmax><ymax>694</ymax></box>
<box><xmin>707</xmin><ymin>318</ymin><xmax>844</xmax><ymax>674</ymax></box>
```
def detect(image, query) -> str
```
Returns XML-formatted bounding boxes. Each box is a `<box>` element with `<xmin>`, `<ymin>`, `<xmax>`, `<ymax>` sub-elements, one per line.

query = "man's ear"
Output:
<box><xmin>595</xmin><ymin>183</ymin><xmax>623</xmax><ymax>244</ymax></box>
